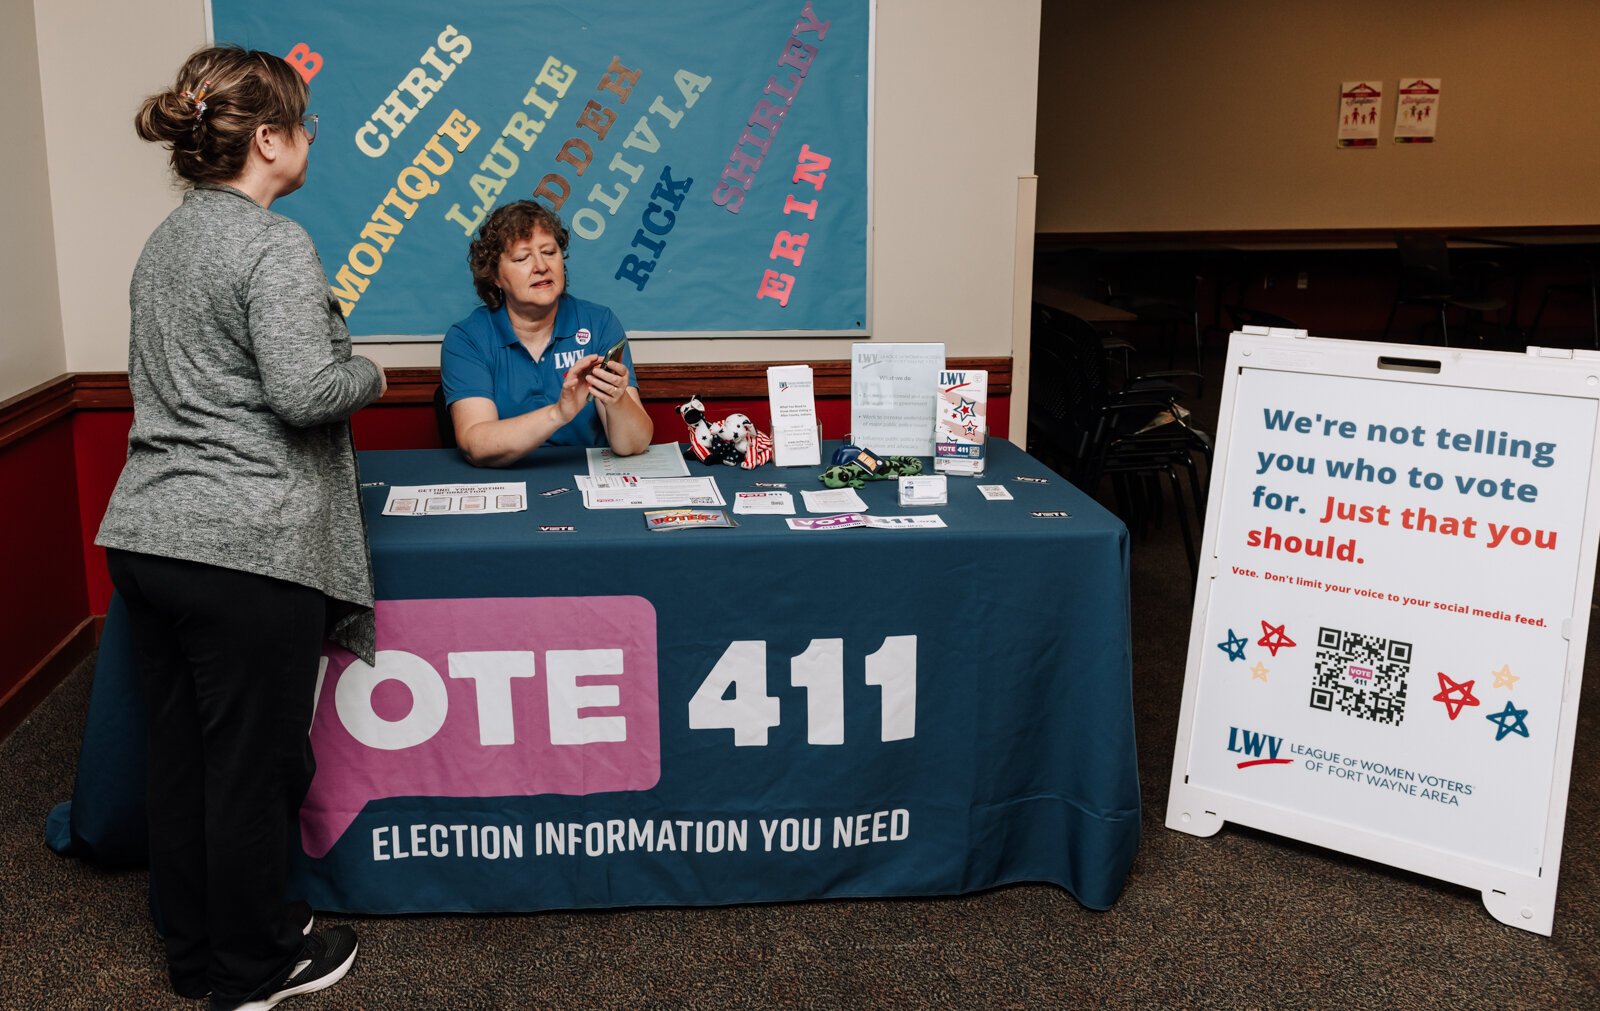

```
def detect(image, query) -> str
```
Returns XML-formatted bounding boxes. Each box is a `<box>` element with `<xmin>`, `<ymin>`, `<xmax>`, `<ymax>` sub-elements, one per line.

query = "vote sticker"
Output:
<box><xmin>575</xmin><ymin>328</ymin><xmax>592</xmax><ymax>346</ymax></box>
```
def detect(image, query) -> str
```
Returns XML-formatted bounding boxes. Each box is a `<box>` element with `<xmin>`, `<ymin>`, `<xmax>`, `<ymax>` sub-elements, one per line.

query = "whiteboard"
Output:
<box><xmin>1167</xmin><ymin>332</ymin><xmax>1600</xmax><ymax>936</ymax></box>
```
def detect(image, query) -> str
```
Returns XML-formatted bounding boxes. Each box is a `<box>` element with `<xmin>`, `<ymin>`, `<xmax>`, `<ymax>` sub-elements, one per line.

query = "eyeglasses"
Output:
<box><xmin>301</xmin><ymin>113</ymin><xmax>318</xmax><ymax>145</ymax></box>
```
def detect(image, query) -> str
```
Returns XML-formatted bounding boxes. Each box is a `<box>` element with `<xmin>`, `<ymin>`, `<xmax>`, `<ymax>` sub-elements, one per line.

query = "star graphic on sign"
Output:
<box><xmin>1491</xmin><ymin>664</ymin><xmax>1519</xmax><ymax>690</ymax></box>
<box><xmin>1250</xmin><ymin>661</ymin><xmax>1270</xmax><ymax>683</ymax></box>
<box><xmin>1432</xmin><ymin>671</ymin><xmax>1480</xmax><ymax>720</ymax></box>
<box><xmin>1218</xmin><ymin>629</ymin><xmax>1248</xmax><ymax>661</ymax></box>
<box><xmin>1486</xmin><ymin>700</ymin><xmax>1530</xmax><ymax>741</ymax></box>
<box><xmin>955</xmin><ymin>398</ymin><xmax>977</xmax><ymax>421</ymax></box>
<box><xmin>1257</xmin><ymin>621</ymin><xmax>1296</xmax><ymax>657</ymax></box>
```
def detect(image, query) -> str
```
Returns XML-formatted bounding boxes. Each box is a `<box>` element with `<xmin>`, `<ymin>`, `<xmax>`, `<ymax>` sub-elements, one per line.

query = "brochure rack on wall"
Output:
<box><xmin>1167</xmin><ymin>332</ymin><xmax>1600</xmax><ymax>936</ymax></box>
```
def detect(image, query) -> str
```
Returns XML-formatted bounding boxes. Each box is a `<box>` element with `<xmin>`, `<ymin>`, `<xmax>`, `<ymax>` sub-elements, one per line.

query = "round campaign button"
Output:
<box><xmin>575</xmin><ymin>328</ymin><xmax>592</xmax><ymax>346</ymax></box>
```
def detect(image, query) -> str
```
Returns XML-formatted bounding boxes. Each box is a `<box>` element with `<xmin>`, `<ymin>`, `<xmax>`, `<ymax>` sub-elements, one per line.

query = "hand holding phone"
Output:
<box><xmin>598</xmin><ymin>337</ymin><xmax>628</xmax><ymax>373</ymax></box>
<box><xmin>585</xmin><ymin>337</ymin><xmax>628</xmax><ymax>404</ymax></box>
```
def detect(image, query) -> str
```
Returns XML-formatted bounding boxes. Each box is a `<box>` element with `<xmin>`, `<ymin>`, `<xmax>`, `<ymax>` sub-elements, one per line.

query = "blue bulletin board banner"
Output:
<box><xmin>207</xmin><ymin>1</ymin><xmax>871</xmax><ymax>339</ymax></box>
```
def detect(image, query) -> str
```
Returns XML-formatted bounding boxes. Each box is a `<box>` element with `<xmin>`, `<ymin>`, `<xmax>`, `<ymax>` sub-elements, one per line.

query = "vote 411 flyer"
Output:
<box><xmin>934</xmin><ymin>370</ymin><xmax>987</xmax><ymax>476</ymax></box>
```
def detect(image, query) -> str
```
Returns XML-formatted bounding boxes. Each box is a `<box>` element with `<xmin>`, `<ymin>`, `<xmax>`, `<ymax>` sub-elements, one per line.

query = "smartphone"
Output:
<box><xmin>598</xmin><ymin>336</ymin><xmax>629</xmax><ymax>372</ymax></box>
<box><xmin>585</xmin><ymin>336</ymin><xmax>629</xmax><ymax>403</ymax></box>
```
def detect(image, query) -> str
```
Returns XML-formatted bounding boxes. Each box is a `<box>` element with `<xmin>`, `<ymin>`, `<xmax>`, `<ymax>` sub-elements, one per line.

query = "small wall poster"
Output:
<box><xmin>1337</xmin><ymin>81</ymin><xmax>1383</xmax><ymax>148</ymax></box>
<box><xmin>1394</xmin><ymin>78</ymin><xmax>1441</xmax><ymax>144</ymax></box>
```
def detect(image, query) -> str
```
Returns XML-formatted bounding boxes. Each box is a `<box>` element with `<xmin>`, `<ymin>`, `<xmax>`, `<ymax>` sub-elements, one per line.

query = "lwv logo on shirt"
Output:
<box><xmin>554</xmin><ymin>349</ymin><xmax>586</xmax><ymax>370</ymax></box>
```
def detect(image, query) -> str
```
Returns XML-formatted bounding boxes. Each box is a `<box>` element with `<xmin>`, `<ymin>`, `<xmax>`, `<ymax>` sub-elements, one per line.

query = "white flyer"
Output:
<box><xmin>585</xmin><ymin>442</ymin><xmax>691</xmax><ymax>478</ymax></box>
<box><xmin>383</xmin><ymin>482</ymin><xmax>527</xmax><ymax>516</ymax></box>
<box><xmin>1393</xmin><ymin>77</ymin><xmax>1440</xmax><ymax>144</ymax></box>
<box><xmin>977</xmin><ymin>484</ymin><xmax>1014</xmax><ymax>501</ymax></box>
<box><xmin>576</xmin><ymin>475</ymin><xmax>726</xmax><ymax>510</ymax></box>
<box><xmin>850</xmin><ymin>342</ymin><xmax>946</xmax><ymax>456</ymax></box>
<box><xmin>766</xmin><ymin>364</ymin><xmax>822</xmax><ymax>467</ymax></box>
<box><xmin>1337</xmin><ymin>80</ymin><xmax>1382</xmax><ymax>148</ymax></box>
<box><xmin>734</xmin><ymin>491</ymin><xmax>796</xmax><ymax>515</ymax></box>
<box><xmin>801</xmin><ymin>487</ymin><xmax>869</xmax><ymax>513</ymax></box>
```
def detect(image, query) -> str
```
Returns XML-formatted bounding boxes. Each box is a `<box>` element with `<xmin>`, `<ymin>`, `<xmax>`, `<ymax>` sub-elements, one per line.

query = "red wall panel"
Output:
<box><xmin>351</xmin><ymin>404</ymin><xmax>447</xmax><ymax>451</ymax></box>
<box><xmin>72</xmin><ymin>411</ymin><xmax>134</xmax><ymax>615</ymax></box>
<box><xmin>0</xmin><ymin>422</ymin><xmax>88</xmax><ymax>697</ymax></box>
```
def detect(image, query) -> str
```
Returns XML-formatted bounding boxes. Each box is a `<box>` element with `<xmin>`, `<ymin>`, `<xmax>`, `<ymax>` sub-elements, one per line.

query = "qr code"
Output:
<box><xmin>1309</xmin><ymin>627</ymin><xmax>1410</xmax><ymax>726</ymax></box>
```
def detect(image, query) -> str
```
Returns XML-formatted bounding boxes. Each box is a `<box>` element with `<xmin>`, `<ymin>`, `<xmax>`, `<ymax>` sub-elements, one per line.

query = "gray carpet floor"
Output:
<box><xmin>4</xmin><ymin>355</ymin><xmax>1599</xmax><ymax>1008</ymax></box>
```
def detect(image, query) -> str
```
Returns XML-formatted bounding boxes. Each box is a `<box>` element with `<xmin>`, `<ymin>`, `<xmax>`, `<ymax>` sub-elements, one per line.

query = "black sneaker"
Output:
<box><xmin>228</xmin><ymin>925</ymin><xmax>358</xmax><ymax>1010</ymax></box>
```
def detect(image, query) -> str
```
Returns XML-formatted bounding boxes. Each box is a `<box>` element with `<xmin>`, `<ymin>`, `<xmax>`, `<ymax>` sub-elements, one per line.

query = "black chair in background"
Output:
<box><xmin>1027</xmin><ymin>304</ymin><xmax>1212</xmax><ymax>575</ymax></box>
<box><xmin>1530</xmin><ymin>256</ymin><xmax>1599</xmax><ymax>349</ymax></box>
<box><xmin>1027</xmin><ymin>306</ymin><xmax>1127</xmax><ymax>484</ymax></box>
<box><xmin>432</xmin><ymin>385</ymin><xmax>458</xmax><ymax>449</ymax></box>
<box><xmin>1383</xmin><ymin>233</ymin><xmax>1508</xmax><ymax>346</ymax></box>
<box><xmin>1102</xmin><ymin>264</ymin><xmax>1206</xmax><ymax>392</ymax></box>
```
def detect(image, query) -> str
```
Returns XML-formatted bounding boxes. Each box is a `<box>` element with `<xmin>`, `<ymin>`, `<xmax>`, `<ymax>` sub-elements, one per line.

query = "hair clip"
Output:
<box><xmin>183</xmin><ymin>79</ymin><xmax>212</xmax><ymax>121</ymax></box>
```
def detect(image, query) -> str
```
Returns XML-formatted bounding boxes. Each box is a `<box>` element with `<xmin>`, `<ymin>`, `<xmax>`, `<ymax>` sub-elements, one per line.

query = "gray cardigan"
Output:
<box><xmin>97</xmin><ymin>184</ymin><xmax>384</xmax><ymax>662</ymax></box>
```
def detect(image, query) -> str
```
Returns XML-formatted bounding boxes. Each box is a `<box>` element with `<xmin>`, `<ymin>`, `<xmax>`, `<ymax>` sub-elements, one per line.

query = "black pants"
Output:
<box><xmin>107</xmin><ymin>549</ymin><xmax>324</xmax><ymax>1005</ymax></box>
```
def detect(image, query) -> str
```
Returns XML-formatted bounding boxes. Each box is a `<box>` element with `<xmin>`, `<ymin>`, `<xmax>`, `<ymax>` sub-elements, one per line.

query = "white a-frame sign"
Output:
<box><xmin>1167</xmin><ymin>331</ymin><xmax>1600</xmax><ymax>935</ymax></box>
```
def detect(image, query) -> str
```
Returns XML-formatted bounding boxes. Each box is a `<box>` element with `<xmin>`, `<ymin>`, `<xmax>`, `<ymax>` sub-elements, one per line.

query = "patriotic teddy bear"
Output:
<box><xmin>676</xmin><ymin>396</ymin><xmax>773</xmax><ymax>469</ymax></box>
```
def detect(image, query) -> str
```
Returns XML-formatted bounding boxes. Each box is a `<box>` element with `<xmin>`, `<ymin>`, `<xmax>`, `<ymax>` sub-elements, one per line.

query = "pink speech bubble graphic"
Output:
<box><xmin>301</xmin><ymin>596</ymin><xmax>659</xmax><ymax>858</ymax></box>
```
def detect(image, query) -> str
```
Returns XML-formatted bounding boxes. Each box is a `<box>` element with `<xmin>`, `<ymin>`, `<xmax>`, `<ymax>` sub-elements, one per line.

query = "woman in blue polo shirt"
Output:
<box><xmin>441</xmin><ymin>200</ymin><xmax>654</xmax><ymax>465</ymax></box>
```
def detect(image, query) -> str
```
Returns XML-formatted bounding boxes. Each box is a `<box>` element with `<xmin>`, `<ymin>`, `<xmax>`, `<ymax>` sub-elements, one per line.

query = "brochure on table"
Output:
<box><xmin>576</xmin><ymin>476</ymin><xmax>726</xmax><ymax>510</ymax></box>
<box><xmin>766</xmin><ymin>365</ymin><xmax>822</xmax><ymax>467</ymax></box>
<box><xmin>801</xmin><ymin>487</ymin><xmax>868</xmax><ymax>513</ymax></box>
<box><xmin>733</xmin><ymin>491</ymin><xmax>795</xmax><ymax>515</ymax></box>
<box><xmin>1166</xmin><ymin>333</ymin><xmax>1600</xmax><ymax>936</ymax></box>
<box><xmin>934</xmin><ymin>369</ymin><xmax>988</xmax><ymax>476</ymax></box>
<box><xmin>850</xmin><ymin>343</ymin><xmax>945</xmax><ymax>456</ymax></box>
<box><xmin>382</xmin><ymin>483</ymin><xmax>526</xmax><ymax>516</ymax></box>
<box><xmin>586</xmin><ymin>443</ymin><xmax>691</xmax><ymax>478</ymax></box>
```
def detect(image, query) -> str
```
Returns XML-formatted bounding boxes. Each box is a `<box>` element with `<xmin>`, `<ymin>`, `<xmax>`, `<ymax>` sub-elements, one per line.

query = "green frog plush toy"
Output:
<box><xmin>818</xmin><ymin>445</ymin><xmax>923</xmax><ymax>488</ymax></box>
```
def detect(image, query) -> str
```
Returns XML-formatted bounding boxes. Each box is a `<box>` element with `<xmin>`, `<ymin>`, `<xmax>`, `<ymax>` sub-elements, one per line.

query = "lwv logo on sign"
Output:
<box><xmin>1227</xmin><ymin>726</ymin><xmax>1292</xmax><ymax>768</ymax></box>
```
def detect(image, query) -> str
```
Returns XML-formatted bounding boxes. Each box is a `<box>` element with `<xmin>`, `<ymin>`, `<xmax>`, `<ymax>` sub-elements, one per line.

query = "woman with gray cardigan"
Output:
<box><xmin>96</xmin><ymin>46</ymin><xmax>383</xmax><ymax>1011</ymax></box>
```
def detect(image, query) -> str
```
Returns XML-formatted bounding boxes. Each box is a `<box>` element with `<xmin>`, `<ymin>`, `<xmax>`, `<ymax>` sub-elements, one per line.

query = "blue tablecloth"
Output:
<box><xmin>50</xmin><ymin>440</ymin><xmax>1140</xmax><ymax>912</ymax></box>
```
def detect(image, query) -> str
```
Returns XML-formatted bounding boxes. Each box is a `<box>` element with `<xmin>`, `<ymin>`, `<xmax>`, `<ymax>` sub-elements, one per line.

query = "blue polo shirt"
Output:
<box><xmin>440</xmin><ymin>294</ymin><xmax>637</xmax><ymax>450</ymax></box>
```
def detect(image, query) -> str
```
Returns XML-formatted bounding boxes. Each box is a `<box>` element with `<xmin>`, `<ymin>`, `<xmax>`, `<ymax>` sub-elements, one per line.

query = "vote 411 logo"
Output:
<box><xmin>688</xmin><ymin>636</ymin><xmax>918</xmax><ymax>746</ymax></box>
